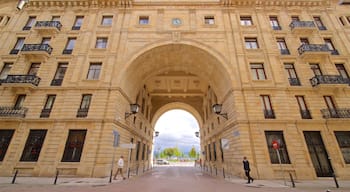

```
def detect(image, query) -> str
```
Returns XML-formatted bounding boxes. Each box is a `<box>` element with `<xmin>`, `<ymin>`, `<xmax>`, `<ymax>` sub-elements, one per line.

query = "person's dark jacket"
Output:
<box><xmin>243</xmin><ymin>160</ymin><xmax>250</xmax><ymax>171</ymax></box>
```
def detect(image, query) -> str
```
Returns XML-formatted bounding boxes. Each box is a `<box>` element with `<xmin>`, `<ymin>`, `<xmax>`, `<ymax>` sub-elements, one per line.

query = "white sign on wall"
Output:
<box><xmin>221</xmin><ymin>138</ymin><xmax>229</xmax><ymax>150</ymax></box>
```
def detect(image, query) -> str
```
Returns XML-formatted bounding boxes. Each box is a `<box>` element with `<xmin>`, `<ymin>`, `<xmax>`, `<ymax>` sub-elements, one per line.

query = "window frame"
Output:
<box><xmin>72</xmin><ymin>16</ymin><xmax>84</xmax><ymax>30</ymax></box>
<box><xmin>63</xmin><ymin>37</ymin><xmax>76</xmax><ymax>54</ymax></box>
<box><xmin>23</xmin><ymin>16</ymin><xmax>36</xmax><ymax>30</ymax></box>
<box><xmin>101</xmin><ymin>15</ymin><xmax>113</xmax><ymax>26</ymax></box>
<box><xmin>95</xmin><ymin>37</ymin><xmax>108</xmax><ymax>49</ymax></box>
<box><xmin>139</xmin><ymin>16</ymin><xmax>149</xmax><ymax>25</ymax></box>
<box><xmin>334</xmin><ymin>131</ymin><xmax>350</xmax><ymax>164</ymax></box>
<box><xmin>20</xmin><ymin>130</ymin><xmax>47</xmax><ymax>162</ymax></box>
<box><xmin>61</xmin><ymin>130</ymin><xmax>87</xmax><ymax>162</ymax></box>
<box><xmin>240</xmin><ymin>16</ymin><xmax>253</xmax><ymax>26</ymax></box>
<box><xmin>269</xmin><ymin>16</ymin><xmax>281</xmax><ymax>30</ymax></box>
<box><xmin>204</xmin><ymin>16</ymin><xmax>215</xmax><ymax>25</ymax></box>
<box><xmin>250</xmin><ymin>63</ymin><xmax>266</xmax><ymax>80</ymax></box>
<box><xmin>0</xmin><ymin>130</ymin><xmax>15</xmax><ymax>161</ymax></box>
<box><xmin>0</xmin><ymin>62</ymin><xmax>13</xmax><ymax>80</ymax></box>
<box><xmin>245</xmin><ymin>37</ymin><xmax>259</xmax><ymax>49</ymax></box>
<box><xmin>265</xmin><ymin>131</ymin><xmax>291</xmax><ymax>164</ymax></box>
<box><xmin>87</xmin><ymin>63</ymin><xmax>102</xmax><ymax>80</ymax></box>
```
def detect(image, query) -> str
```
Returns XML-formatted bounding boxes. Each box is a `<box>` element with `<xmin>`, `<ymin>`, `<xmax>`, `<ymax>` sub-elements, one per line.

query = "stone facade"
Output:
<box><xmin>0</xmin><ymin>0</ymin><xmax>349</xmax><ymax>180</ymax></box>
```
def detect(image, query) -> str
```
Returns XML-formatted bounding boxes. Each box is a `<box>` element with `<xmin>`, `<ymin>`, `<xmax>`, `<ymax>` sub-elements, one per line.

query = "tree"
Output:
<box><xmin>188</xmin><ymin>146</ymin><xmax>197</xmax><ymax>158</ymax></box>
<box><xmin>160</xmin><ymin>147</ymin><xmax>183</xmax><ymax>158</ymax></box>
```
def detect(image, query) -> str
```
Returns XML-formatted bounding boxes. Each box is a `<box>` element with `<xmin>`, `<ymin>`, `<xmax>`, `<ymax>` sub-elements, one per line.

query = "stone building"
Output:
<box><xmin>0</xmin><ymin>0</ymin><xmax>349</xmax><ymax>180</ymax></box>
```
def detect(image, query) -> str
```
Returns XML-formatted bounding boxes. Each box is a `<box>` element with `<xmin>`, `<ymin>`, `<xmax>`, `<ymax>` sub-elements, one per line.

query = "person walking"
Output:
<box><xmin>243</xmin><ymin>156</ymin><xmax>254</xmax><ymax>184</ymax></box>
<box><xmin>114</xmin><ymin>156</ymin><xmax>126</xmax><ymax>180</ymax></box>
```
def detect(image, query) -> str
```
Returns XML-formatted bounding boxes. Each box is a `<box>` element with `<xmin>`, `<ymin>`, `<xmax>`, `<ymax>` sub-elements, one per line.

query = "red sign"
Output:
<box><xmin>272</xmin><ymin>140</ymin><xmax>279</xmax><ymax>149</ymax></box>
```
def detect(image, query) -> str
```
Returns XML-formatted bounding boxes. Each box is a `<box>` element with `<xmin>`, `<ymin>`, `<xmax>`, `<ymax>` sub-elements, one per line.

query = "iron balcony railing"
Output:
<box><xmin>280</xmin><ymin>49</ymin><xmax>290</xmax><ymax>55</ymax></box>
<box><xmin>21</xmin><ymin>44</ymin><xmax>53</xmax><ymax>54</ymax></box>
<box><xmin>300</xmin><ymin>109</ymin><xmax>312</xmax><ymax>119</ymax></box>
<box><xmin>298</xmin><ymin>44</ymin><xmax>331</xmax><ymax>55</ymax></box>
<box><xmin>35</xmin><ymin>21</ymin><xmax>62</xmax><ymax>31</ymax></box>
<box><xmin>310</xmin><ymin>75</ymin><xmax>349</xmax><ymax>87</ymax></box>
<box><xmin>263</xmin><ymin>109</ymin><xmax>275</xmax><ymax>119</ymax></box>
<box><xmin>40</xmin><ymin>109</ymin><xmax>51</xmax><ymax>118</ymax></box>
<box><xmin>289</xmin><ymin>21</ymin><xmax>316</xmax><ymax>30</ymax></box>
<box><xmin>51</xmin><ymin>79</ymin><xmax>63</xmax><ymax>86</ymax></box>
<box><xmin>76</xmin><ymin>108</ymin><xmax>89</xmax><ymax>118</ymax></box>
<box><xmin>3</xmin><ymin>75</ymin><xmax>41</xmax><ymax>86</ymax></box>
<box><xmin>0</xmin><ymin>106</ymin><xmax>28</xmax><ymax>118</ymax></box>
<box><xmin>288</xmin><ymin>78</ymin><xmax>301</xmax><ymax>86</ymax></box>
<box><xmin>321</xmin><ymin>108</ymin><xmax>350</xmax><ymax>119</ymax></box>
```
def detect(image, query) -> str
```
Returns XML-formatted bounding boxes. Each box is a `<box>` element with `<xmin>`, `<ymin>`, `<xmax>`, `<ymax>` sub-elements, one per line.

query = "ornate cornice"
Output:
<box><xmin>27</xmin><ymin>0</ymin><xmax>133</xmax><ymax>8</ymax></box>
<box><xmin>220</xmin><ymin>0</ymin><xmax>330</xmax><ymax>7</ymax></box>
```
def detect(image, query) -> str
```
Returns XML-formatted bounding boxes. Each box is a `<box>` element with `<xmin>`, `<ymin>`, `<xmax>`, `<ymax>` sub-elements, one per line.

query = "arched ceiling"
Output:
<box><xmin>120</xmin><ymin>43</ymin><xmax>232</xmax><ymax>123</ymax></box>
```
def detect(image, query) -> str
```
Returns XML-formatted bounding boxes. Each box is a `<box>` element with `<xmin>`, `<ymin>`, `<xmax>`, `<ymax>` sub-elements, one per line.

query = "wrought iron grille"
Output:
<box><xmin>288</xmin><ymin>78</ymin><xmax>301</xmax><ymax>86</ymax></box>
<box><xmin>263</xmin><ymin>109</ymin><xmax>276</xmax><ymax>119</ymax></box>
<box><xmin>35</xmin><ymin>21</ymin><xmax>62</xmax><ymax>30</ymax></box>
<box><xmin>321</xmin><ymin>108</ymin><xmax>350</xmax><ymax>118</ymax></box>
<box><xmin>21</xmin><ymin>44</ymin><xmax>53</xmax><ymax>54</ymax></box>
<box><xmin>289</xmin><ymin>21</ymin><xmax>316</xmax><ymax>29</ymax></box>
<box><xmin>300</xmin><ymin>109</ymin><xmax>312</xmax><ymax>119</ymax></box>
<box><xmin>298</xmin><ymin>44</ymin><xmax>331</xmax><ymax>55</ymax></box>
<box><xmin>0</xmin><ymin>106</ymin><xmax>28</xmax><ymax>118</ymax></box>
<box><xmin>310</xmin><ymin>75</ymin><xmax>349</xmax><ymax>87</ymax></box>
<box><xmin>3</xmin><ymin>75</ymin><xmax>41</xmax><ymax>86</ymax></box>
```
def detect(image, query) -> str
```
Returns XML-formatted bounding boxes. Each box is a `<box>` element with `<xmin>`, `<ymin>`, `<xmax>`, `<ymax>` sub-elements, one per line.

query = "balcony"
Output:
<box><xmin>0</xmin><ymin>106</ymin><xmax>28</xmax><ymax>118</ymax></box>
<box><xmin>310</xmin><ymin>75</ymin><xmax>349</xmax><ymax>87</ymax></box>
<box><xmin>263</xmin><ymin>109</ymin><xmax>275</xmax><ymax>119</ymax></box>
<box><xmin>21</xmin><ymin>44</ymin><xmax>52</xmax><ymax>60</ymax></box>
<box><xmin>280</xmin><ymin>49</ymin><xmax>290</xmax><ymax>55</ymax></box>
<box><xmin>40</xmin><ymin>109</ymin><xmax>51</xmax><ymax>118</ymax></box>
<box><xmin>288</xmin><ymin>78</ymin><xmax>301</xmax><ymax>86</ymax></box>
<box><xmin>298</xmin><ymin>44</ymin><xmax>331</xmax><ymax>60</ymax></box>
<box><xmin>33</xmin><ymin>21</ymin><xmax>62</xmax><ymax>35</ymax></box>
<box><xmin>300</xmin><ymin>109</ymin><xmax>312</xmax><ymax>119</ymax></box>
<box><xmin>51</xmin><ymin>79</ymin><xmax>63</xmax><ymax>86</ymax></box>
<box><xmin>321</xmin><ymin>108</ymin><xmax>350</xmax><ymax>119</ymax></box>
<box><xmin>1</xmin><ymin>75</ymin><xmax>41</xmax><ymax>90</ymax></box>
<box><xmin>289</xmin><ymin>21</ymin><xmax>317</xmax><ymax>35</ymax></box>
<box><xmin>76</xmin><ymin>108</ymin><xmax>89</xmax><ymax>118</ymax></box>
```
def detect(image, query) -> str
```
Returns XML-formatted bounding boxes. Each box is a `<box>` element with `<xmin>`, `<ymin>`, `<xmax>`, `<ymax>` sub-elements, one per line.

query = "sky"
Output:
<box><xmin>154</xmin><ymin>109</ymin><xmax>200</xmax><ymax>155</ymax></box>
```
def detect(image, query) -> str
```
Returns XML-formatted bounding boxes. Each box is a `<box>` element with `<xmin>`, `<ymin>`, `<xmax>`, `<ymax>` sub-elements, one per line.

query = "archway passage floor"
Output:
<box><xmin>0</xmin><ymin>164</ymin><xmax>349</xmax><ymax>192</ymax></box>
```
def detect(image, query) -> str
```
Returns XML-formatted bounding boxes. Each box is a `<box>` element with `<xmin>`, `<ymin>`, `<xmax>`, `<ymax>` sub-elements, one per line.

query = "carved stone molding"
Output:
<box><xmin>28</xmin><ymin>0</ymin><xmax>133</xmax><ymax>8</ymax></box>
<box><xmin>220</xmin><ymin>0</ymin><xmax>330</xmax><ymax>7</ymax></box>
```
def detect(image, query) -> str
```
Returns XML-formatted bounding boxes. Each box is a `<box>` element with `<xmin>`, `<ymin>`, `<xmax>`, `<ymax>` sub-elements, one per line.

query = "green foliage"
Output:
<box><xmin>160</xmin><ymin>147</ymin><xmax>183</xmax><ymax>158</ymax></box>
<box><xmin>188</xmin><ymin>146</ymin><xmax>197</xmax><ymax>158</ymax></box>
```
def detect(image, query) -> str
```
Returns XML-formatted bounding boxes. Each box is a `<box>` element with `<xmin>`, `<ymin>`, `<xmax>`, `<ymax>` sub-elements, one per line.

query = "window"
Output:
<box><xmin>136</xmin><ymin>141</ymin><xmax>140</xmax><ymax>161</ymax></box>
<box><xmin>20</xmin><ymin>130</ymin><xmax>47</xmax><ymax>162</ymax></box>
<box><xmin>41</xmin><ymin>37</ymin><xmax>51</xmax><ymax>45</ymax></box>
<box><xmin>240</xmin><ymin>16</ymin><xmax>252</xmax><ymax>26</ymax></box>
<box><xmin>0</xmin><ymin>63</ymin><xmax>13</xmax><ymax>80</ymax></box>
<box><xmin>334</xmin><ymin>131</ymin><xmax>350</xmax><ymax>164</ymax></box>
<box><xmin>245</xmin><ymin>38</ymin><xmax>259</xmax><ymax>49</ymax></box>
<box><xmin>95</xmin><ymin>37</ymin><xmax>108</xmax><ymax>48</ymax></box>
<box><xmin>250</xmin><ymin>63</ymin><xmax>266</xmax><ymax>80</ymax></box>
<box><xmin>142</xmin><ymin>143</ymin><xmax>146</xmax><ymax>160</ymax></box>
<box><xmin>208</xmin><ymin>144</ymin><xmax>211</xmax><ymax>161</ymax></box>
<box><xmin>101</xmin><ymin>16</ymin><xmax>113</xmax><ymax>26</ymax></box>
<box><xmin>28</xmin><ymin>63</ymin><xmax>40</xmax><ymax>76</ymax></box>
<box><xmin>336</xmin><ymin>64</ymin><xmax>350</xmax><ymax>80</ymax></box>
<box><xmin>23</xmin><ymin>16</ymin><xmax>36</xmax><ymax>30</ymax></box>
<box><xmin>219</xmin><ymin>139</ymin><xmax>224</xmax><ymax>162</ymax></box>
<box><xmin>139</xmin><ymin>16</ymin><xmax>149</xmax><ymax>25</ymax></box>
<box><xmin>324</xmin><ymin>96</ymin><xmax>339</xmax><ymax>118</ymax></box>
<box><xmin>72</xmin><ymin>16</ymin><xmax>83</xmax><ymax>30</ymax></box>
<box><xmin>265</xmin><ymin>131</ymin><xmax>291</xmax><ymax>164</ymax></box>
<box><xmin>284</xmin><ymin>63</ymin><xmax>300</xmax><ymax>86</ymax></box>
<box><xmin>40</xmin><ymin>95</ymin><xmax>56</xmax><ymax>118</ymax></box>
<box><xmin>339</xmin><ymin>17</ymin><xmax>346</xmax><ymax>26</ymax></box>
<box><xmin>300</xmin><ymin>38</ymin><xmax>309</xmax><ymax>45</ymax></box>
<box><xmin>213</xmin><ymin>142</ymin><xmax>217</xmax><ymax>161</ymax></box>
<box><xmin>269</xmin><ymin>16</ymin><xmax>281</xmax><ymax>30</ymax></box>
<box><xmin>314</xmin><ymin>16</ymin><xmax>326</xmax><ymax>30</ymax></box>
<box><xmin>63</xmin><ymin>38</ymin><xmax>76</xmax><ymax>54</ymax></box>
<box><xmin>204</xmin><ymin>16</ymin><xmax>215</xmax><ymax>25</ymax></box>
<box><xmin>51</xmin><ymin>63</ymin><xmax>68</xmax><ymax>86</ymax></box>
<box><xmin>276</xmin><ymin>38</ymin><xmax>290</xmax><ymax>55</ymax></box>
<box><xmin>14</xmin><ymin>95</ymin><xmax>26</xmax><ymax>109</ymax></box>
<box><xmin>296</xmin><ymin>96</ymin><xmax>312</xmax><ymax>119</ymax></box>
<box><xmin>291</xmin><ymin>16</ymin><xmax>300</xmax><ymax>22</ymax></box>
<box><xmin>61</xmin><ymin>130</ymin><xmax>87</xmax><ymax>162</ymax></box>
<box><xmin>347</xmin><ymin>16</ymin><xmax>350</xmax><ymax>23</ymax></box>
<box><xmin>77</xmin><ymin>94</ymin><xmax>92</xmax><ymax>118</ymax></box>
<box><xmin>324</xmin><ymin>38</ymin><xmax>339</xmax><ymax>55</ymax></box>
<box><xmin>0</xmin><ymin>130</ymin><xmax>15</xmax><ymax>161</ymax></box>
<box><xmin>260</xmin><ymin>95</ymin><xmax>275</xmax><ymax>119</ymax></box>
<box><xmin>10</xmin><ymin>37</ymin><xmax>25</xmax><ymax>54</ymax></box>
<box><xmin>310</xmin><ymin>64</ymin><xmax>322</xmax><ymax>76</ymax></box>
<box><xmin>87</xmin><ymin>63</ymin><xmax>101</xmax><ymax>80</ymax></box>
<box><xmin>51</xmin><ymin>16</ymin><xmax>60</xmax><ymax>21</ymax></box>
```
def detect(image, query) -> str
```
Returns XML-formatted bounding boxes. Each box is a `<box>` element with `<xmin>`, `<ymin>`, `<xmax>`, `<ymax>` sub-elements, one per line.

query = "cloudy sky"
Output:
<box><xmin>154</xmin><ymin>109</ymin><xmax>200</xmax><ymax>155</ymax></box>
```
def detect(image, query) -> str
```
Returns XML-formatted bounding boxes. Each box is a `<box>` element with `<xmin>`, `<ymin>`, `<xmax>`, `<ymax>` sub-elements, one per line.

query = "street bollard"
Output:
<box><xmin>128</xmin><ymin>168</ymin><xmax>130</xmax><ymax>178</ymax></box>
<box><xmin>332</xmin><ymin>173</ymin><xmax>339</xmax><ymax>188</ymax></box>
<box><xmin>11</xmin><ymin>170</ymin><xmax>18</xmax><ymax>184</ymax></box>
<box><xmin>223</xmin><ymin>168</ymin><xmax>225</xmax><ymax>178</ymax></box>
<box><xmin>289</xmin><ymin>172</ymin><xmax>295</xmax><ymax>188</ymax></box>
<box><xmin>54</xmin><ymin>170</ymin><xmax>59</xmax><ymax>185</ymax></box>
<box><xmin>215</xmin><ymin>167</ymin><xmax>217</xmax><ymax>176</ymax></box>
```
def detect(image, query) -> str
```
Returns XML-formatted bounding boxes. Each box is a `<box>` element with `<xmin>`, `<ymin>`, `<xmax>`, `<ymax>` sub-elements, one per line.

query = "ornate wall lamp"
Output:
<box><xmin>195</xmin><ymin>131</ymin><xmax>200</xmax><ymax>137</ymax></box>
<box><xmin>155</xmin><ymin>131</ymin><xmax>159</xmax><ymax>137</ymax></box>
<box><xmin>212</xmin><ymin>104</ymin><xmax>228</xmax><ymax>120</ymax></box>
<box><xmin>125</xmin><ymin>104</ymin><xmax>140</xmax><ymax>119</ymax></box>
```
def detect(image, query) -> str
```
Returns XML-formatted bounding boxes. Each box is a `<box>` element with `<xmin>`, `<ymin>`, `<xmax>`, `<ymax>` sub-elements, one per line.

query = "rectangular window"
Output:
<box><xmin>72</xmin><ymin>16</ymin><xmax>83</xmax><ymax>30</ymax></box>
<box><xmin>213</xmin><ymin>142</ymin><xmax>217</xmax><ymax>161</ymax></box>
<box><xmin>208</xmin><ymin>144</ymin><xmax>211</xmax><ymax>161</ymax></box>
<box><xmin>40</xmin><ymin>95</ymin><xmax>56</xmax><ymax>118</ymax></box>
<box><xmin>347</xmin><ymin>16</ymin><xmax>350</xmax><ymax>23</ymax></box>
<box><xmin>324</xmin><ymin>96</ymin><xmax>336</xmax><ymax>110</ymax></box>
<box><xmin>87</xmin><ymin>63</ymin><xmax>101</xmax><ymax>80</ymax></box>
<box><xmin>269</xmin><ymin>16</ymin><xmax>281</xmax><ymax>30</ymax></box>
<box><xmin>63</xmin><ymin>38</ymin><xmax>76</xmax><ymax>54</ymax></box>
<box><xmin>142</xmin><ymin>143</ymin><xmax>146</xmax><ymax>160</ymax></box>
<box><xmin>296</xmin><ymin>96</ymin><xmax>312</xmax><ymax>119</ymax></box>
<box><xmin>20</xmin><ymin>130</ymin><xmax>47</xmax><ymax>162</ymax></box>
<box><xmin>101</xmin><ymin>16</ymin><xmax>113</xmax><ymax>26</ymax></box>
<box><xmin>10</xmin><ymin>38</ymin><xmax>25</xmax><ymax>54</ymax></box>
<box><xmin>284</xmin><ymin>63</ymin><xmax>300</xmax><ymax>86</ymax></box>
<box><xmin>300</xmin><ymin>38</ymin><xmax>309</xmax><ymax>45</ymax></box>
<box><xmin>136</xmin><ymin>141</ymin><xmax>140</xmax><ymax>161</ymax></box>
<box><xmin>276</xmin><ymin>38</ymin><xmax>290</xmax><ymax>55</ymax></box>
<box><xmin>310</xmin><ymin>64</ymin><xmax>322</xmax><ymax>76</ymax></box>
<box><xmin>0</xmin><ymin>63</ymin><xmax>13</xmax><ymax>80</ymax></box>
<box><xmin>324</xmin><ymin>38</ymin><xmax>338</xmax><ymax>55</ymax></box>
<box><xmin>204</xmin><ymin>16</ymin><xmax>215</xmax><ymax>25</ymax></box>
<box><xmin>28</xmin><ymin>63</ymin><xmax>40</xmax><ymax>76</ymax></box>
<box><xmin>61</xmin><ymin>130</ymin><xmax>87</xmax><ymax>162</ymax></box>
<box><xmin>41</xmin><ymin>37</ymin><xmax>51</xmax><ymax>45</ymax></box>
<box><xmin>260</xmin><ymin>95</ymin><xmax>275</xmax><ymax>119</ymax></box>
<box><xmin>23</xmin><ymin>16</ymin><xmax>36</xmax><ymax>30</ymax></box>
<box><xmin>334</xmin><ymin>131</ymin><xmax>350</xmax><ymax>164</ymax></box>
<box><xmin>0</xmin><ymin>130</ymin><xmax>15</xmax><ymax>161</ymax></box>
<box><xmin>250</xmin><ymin>63</ymin><xmax>266</xmax><ymax>80</ymax></box>
<box><xmin>245</xmin><ymin>38</ymin><xmax>259</xmax><ymax>49</ymax></box>
<box><xmin>336</xmin><ymin>64</ymin><xmax>350</xmax><ymax>80</ymax></box>
<box><xmin>265</xmin><ymin>131</ymin><xmax>291</xmax><ymax>164</ymax></box>
<box><xmin>339</xmin><ymin>17</ymin><xmax>346</xmax><ymax>26</ymax></box>
<box><xmin>95</xmin><ymin>37</ymin><xmax>108</xmax><ymax>48</ymax></box>
<box><xmin>77</xmin><ymin>94</ymin><xmax>92</xmax><ymax>118</ymax></box>
<box><xmin>313</xmin><ymin>16</ymin><xmax>326</xmax><ymax>30</ymax></box>
<box><xmin>240</xmin><ymin>16</ymin><xmax>253</xmax><ymax>26</ymax></box>
<box><xmin>51</xmin><ymin>63</ymin><xmax>68</xmax><ymax>86</ymax></box>
<box><xmin>139</xmin><ymin>16</ymin><xmax>149</xmax><ymax>25</ymax></box>
<box><xmin>14</xmin><ymin>95</ymin><xmax>26</xmax><ymax>109</ymax></box>
<box><xmin>291</xmin><ymin>16</ymin><xmax>300</xmax><ymax>21</ymax></box>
